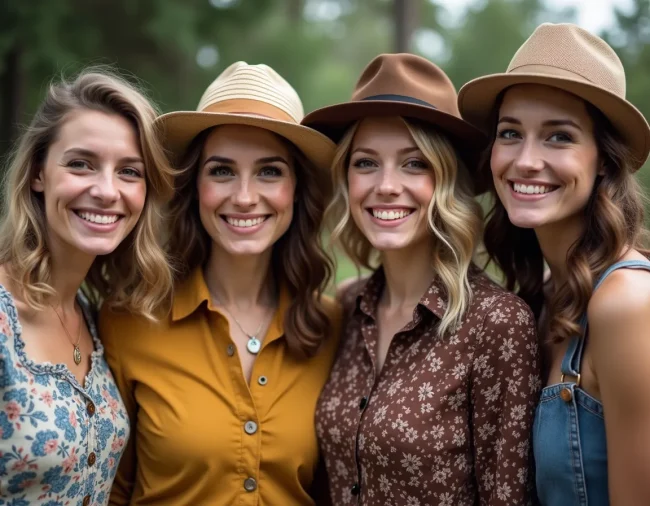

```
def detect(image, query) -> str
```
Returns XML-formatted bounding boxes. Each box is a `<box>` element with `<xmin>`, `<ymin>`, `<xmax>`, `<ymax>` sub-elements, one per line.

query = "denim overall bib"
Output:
<box><xmin>533</xmin><ymin>259</ymin><xmax>650</xmax><ymax>505</ymax></box>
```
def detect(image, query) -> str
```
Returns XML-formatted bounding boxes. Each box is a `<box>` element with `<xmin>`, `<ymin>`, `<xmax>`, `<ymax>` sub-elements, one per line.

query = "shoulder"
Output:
<box><xmin>0</xmin><ymin>283</ymin><xmax>19</xmax><ymax>339</ymax></box>
<box><xmin>588</xmin><ymin>266</ymin><xmax>650</xmax><ymax>327</ymax></box>
<box><xmin>335</xmin><ymin>276</ymin><xmax>368</xmax><ymax>316</ymax></box>
<box><xmin>471</xmin><ymin>271</ymin><xmax>536</xmax><ymax>330</ymax></box>
<box><xmin>320</xmin><ymin>293</ymin><xmax>342</xmax><ymax>323</ymax></box>
<box><xmin>99</xmin><ymin>303</ymin><xmax>164</xmax><ymax>355</ymax></box>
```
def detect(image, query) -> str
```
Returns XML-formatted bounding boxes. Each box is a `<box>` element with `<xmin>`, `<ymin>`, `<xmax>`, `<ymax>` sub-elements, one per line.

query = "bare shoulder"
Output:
<box><xmin>588</xmin><ymin>266</ymin><xmax>650</xmax><ymax>328</ymax></box>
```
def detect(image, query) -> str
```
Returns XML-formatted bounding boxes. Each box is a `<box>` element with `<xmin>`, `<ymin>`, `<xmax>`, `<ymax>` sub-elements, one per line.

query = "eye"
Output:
<box><xmin>119</xmin><ymin>167</ymin><xmax>143</xmax><ymax>178</ymax></box>
<box><xmin>67</xmin><ymin>160</ymin><xmax>91</xmax><ymax>170</ymax></box>
<box><xmin>208</xmin><ymin>165</ymin><xmax>234</xmax><ymax>177</ymax></box>
<box><xmin>496</xmin><ymin>129</ymin><xmax>520</xmax><ymax>140</ymax></box>
<box><xmin>352</xmin><ymin>158</ymin><xmax>376</xmax><ymax>169</ymax></box>
<box><xmin>548</xmin><ymin>132</ymin><xmax>573</xmax><ymax>143</ymax></box>
<box><xmin>404</xmin><ymin>159</ymin><xmax>428</xmax><ymax>170</ymax></box>
<box><xmin>258</xmin><ymin>166</ymin><xmax>282</xmax><ymax>177</ymax></box>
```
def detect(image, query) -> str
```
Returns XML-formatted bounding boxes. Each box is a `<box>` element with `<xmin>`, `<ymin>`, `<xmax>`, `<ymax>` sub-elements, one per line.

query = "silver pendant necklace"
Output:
<box><xmin>216</xmin><ymin>303</ymin><xmax>272</xmax><ymax>355</ymax></box>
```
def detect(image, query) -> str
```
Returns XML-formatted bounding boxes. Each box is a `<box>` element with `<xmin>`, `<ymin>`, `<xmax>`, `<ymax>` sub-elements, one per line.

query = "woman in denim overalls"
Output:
<box><xmin>459</xmin><ymin>23</ymin><xmax>650</xmax><ymax>505</ymax></box>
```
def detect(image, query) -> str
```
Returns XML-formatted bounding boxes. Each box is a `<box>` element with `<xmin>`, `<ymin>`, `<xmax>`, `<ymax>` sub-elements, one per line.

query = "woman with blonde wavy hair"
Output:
<box><xmin>459</xmin><ymin>23</ymin><xmax>650</xmax><ymax>505</ymax></box>
<box><xmin>0</xmin><ymin>68</ymin><xmax>174</xmax><ymax>505</ymax></box>
<box><xmin>99</xmin><ymin>62</ymin><xmax>341</xmax><ymax>505</ymax></box>
<box><xmin>302</xmin><ymin>53</ymin><xmax>540</xmax><ymax>505</ymax></box>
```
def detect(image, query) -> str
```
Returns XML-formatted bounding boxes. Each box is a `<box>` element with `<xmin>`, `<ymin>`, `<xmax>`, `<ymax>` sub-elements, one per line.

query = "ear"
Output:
<box><xmin>31</xmin><ymin>168</ymin><xmax>45</xmax><ymax>193</ymax></box>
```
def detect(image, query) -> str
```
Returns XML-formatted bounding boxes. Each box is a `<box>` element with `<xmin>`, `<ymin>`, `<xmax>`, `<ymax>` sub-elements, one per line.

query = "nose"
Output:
<box><xmin>232</xmin><ymin>176</ymin><xmax>259</xmax><ymax>207</ymax></box>
<box><xmin>514</xmin><ymin>139</ymin><xmax>545</xmax><ymax>173</ymax></box>
<box><xmin>89</xmin><ymin>170</ymin><xmax>120</xmax><ymax>203</ymax></box>
<box><xmin>376</xmin><ymin>166</ymin><xmax>402</xmax><ymax>196</ymax></box>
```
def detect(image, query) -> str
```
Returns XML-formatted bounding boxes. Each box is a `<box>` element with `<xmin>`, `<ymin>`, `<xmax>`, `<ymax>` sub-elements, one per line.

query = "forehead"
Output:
<box><xmin>54</xmin><ymin>109</ymin><xmax>140</xmax><ymax>154</ymax></box>
<box><xmin>352</xmin><ymin>116</ymin><xmax>415</xmax><ymax>147</ymax></box>
<box><xmin>499</xmin><ymin>84</ymin><xmax>592</xmax><ymax>123</ymax></box>
<box><xmin>202</xmin><ymin>124</ymin><xmax>290</xmax><ymax>158</ymax></box>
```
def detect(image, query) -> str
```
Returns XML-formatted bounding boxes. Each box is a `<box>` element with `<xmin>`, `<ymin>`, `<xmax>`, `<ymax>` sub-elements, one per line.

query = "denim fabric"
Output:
<box><xmin>533</xmin><ymin>260</ymin><xmax>650</xmax><ymax>506</ymax></box>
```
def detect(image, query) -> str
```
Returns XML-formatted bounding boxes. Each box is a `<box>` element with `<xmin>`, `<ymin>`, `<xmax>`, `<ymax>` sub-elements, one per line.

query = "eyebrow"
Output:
<box><xmin>203</xmin><ymin>155</ymin><xmax>289</xmax><ymax>167</ymax></box>
<box><xmin>351</xmin><ymin>146</ymin><xmax>421</xmax><ymax>156</ymax></box>
<box><xmin>63</xmin><ymin>148</ymin><xmax>143</xmax><ymax>164</ymax></box>
<box><xmin>498</xmin><ymin>116</ymin><xmax>583</xmax><ymax>131</ymax></box>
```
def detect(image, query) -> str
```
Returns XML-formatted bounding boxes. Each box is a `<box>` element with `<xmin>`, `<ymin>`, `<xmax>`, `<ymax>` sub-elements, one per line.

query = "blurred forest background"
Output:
<box><xmin>2</xmin><ymin>0</ymin><xmax>650</xmax><ymax>280</ymax></box>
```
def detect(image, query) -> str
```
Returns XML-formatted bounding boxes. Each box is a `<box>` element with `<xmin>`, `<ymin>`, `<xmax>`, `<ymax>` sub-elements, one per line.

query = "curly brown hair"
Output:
<box><xmin>167</xmin><ymin>127</ymin><xmax>334</xmax><ymax>358</ymax></box>
<box><xmin>483</xmin><ymin>92</ymin><xmax>650</xmax><ymax>342</ymax></box>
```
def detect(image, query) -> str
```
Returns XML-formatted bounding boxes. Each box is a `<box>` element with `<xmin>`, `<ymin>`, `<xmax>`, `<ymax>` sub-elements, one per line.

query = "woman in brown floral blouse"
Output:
<box><xmin>302</xmin><ymin>54</ymin><xmax>542</xmax><ymax>505</ymax></box>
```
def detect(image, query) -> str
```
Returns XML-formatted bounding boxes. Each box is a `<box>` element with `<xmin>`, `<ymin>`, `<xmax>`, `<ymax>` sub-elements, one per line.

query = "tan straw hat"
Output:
<box><xmin>458</xmin><ymin>22</ymin><xmax>650</xmax><ymax>170</ymax></box>
<box><xmin>302</xmin><ymin>53</ymin><xmax>487</xmax><ymax>155</ymax></box>
<box><xmin>156</xmin><ymin>62</ymin><xmax>335</xmax><ymax>171</ymax></box>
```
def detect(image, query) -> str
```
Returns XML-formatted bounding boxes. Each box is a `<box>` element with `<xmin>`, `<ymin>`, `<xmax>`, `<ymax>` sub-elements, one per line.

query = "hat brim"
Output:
<box><xmin>302</xmin><ymin>100</ymin><xmax>488</xmax><ymax>158</ymax></box>
<box><xmin>155</xmin><ymin>111</ymin><xmax>336</xmax><ymax>172</ymax></box>
<box><xmin>458</xmin><ymin>73</ymin><xmax>650</xmax><ymax>170</ymax></box>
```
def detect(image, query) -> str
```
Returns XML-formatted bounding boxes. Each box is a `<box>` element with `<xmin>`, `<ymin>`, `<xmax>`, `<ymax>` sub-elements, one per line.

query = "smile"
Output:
<box><xmin>370</xmin><ymin>208</ymin><xmax>413</xmax><ymax>221</ymax></box>
<box><xmin>223</xmin><ymin>215</ymin><xmax>269</xmax><ymax>228</ymax></box>
<box><xmin>75</xmin><ymin>211</ymin><xmax>121</xmax><ymax>224</ymax></box>
<box><xmin>511</xmin><ymin>182</ymin><xmax>557</xmax><ymax>195</ymax></box>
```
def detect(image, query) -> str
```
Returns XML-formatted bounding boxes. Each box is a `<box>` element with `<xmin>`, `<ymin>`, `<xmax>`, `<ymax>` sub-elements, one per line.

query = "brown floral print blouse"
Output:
<box><xmin>316</xmin><ymin>267</ymin><xmax>541</xmax><ymax>506</ymax></box>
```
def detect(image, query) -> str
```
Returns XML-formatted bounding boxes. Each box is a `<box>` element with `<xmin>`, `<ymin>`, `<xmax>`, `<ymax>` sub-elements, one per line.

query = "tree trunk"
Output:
<box><xmin>0</xmin><ymin>44</ymin><xmax>24</xmax><ymax>161</ymax></box>
<box><xmin>394</xmin><ymin>0</ymin><xmax>419</xmax><ymax>52</ymax></box>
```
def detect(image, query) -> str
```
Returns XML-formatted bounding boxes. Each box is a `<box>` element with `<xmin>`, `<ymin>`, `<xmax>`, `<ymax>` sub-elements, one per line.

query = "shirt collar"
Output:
<box><xmin>355</xmin><ymin>266</ymin><xmax>448</xmax><ymax>321</ymax></box>
<box><xmin>171</xmin><ymin>267</ymin><xmax>292</xmax><ymax>334</ymax></box>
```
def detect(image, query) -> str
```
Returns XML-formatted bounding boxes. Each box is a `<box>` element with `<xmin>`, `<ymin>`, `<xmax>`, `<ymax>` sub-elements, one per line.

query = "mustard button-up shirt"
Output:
<box><xmin>100</xmin><ymin>268</ymin><xmax>341</xmax><ymax>505</ymax></box>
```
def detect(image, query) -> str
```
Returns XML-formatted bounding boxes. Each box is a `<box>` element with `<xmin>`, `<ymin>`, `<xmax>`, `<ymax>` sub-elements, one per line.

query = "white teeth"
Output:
<box><xmin>226</xmin><ymin>216</ymin><xmax>266</xmax><ymax>228</ymax></box>
<box><xmin>77</xmin><ymin>212</ymin><xmax>119</xmax><ymax>224</ymax></box>
<box><xmin>372</xmin><ymin>209</ymin><xmax>412</xmax><ymax>221</ymax></box>
<box><xmin>512</xmin><ymin>183</ymin><xmax>556</xmax><ymax>195</ymax></box>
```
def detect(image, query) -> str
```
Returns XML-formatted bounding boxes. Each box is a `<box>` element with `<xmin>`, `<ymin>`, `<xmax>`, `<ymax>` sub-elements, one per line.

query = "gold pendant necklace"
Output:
<box><xmin>51</xmin><ymin>304</ymin><xmax>83</xmax><ymax>365</ymax></box>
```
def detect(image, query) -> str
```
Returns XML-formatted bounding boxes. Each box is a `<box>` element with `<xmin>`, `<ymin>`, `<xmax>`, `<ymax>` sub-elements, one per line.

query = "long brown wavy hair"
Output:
<box><xmin>483</xmin><ymin>92</ymin><xmax>650</xmax><ymax>342</ymax></box>
<box><xmin>0</xmin><ymin>67</ymin><xmax>175</xmax><ymax>319</ymax></box>
<box><xmin>167</xmin><ymin>127</ymin><xmax>334</xmax><ymax>358</ymax></box>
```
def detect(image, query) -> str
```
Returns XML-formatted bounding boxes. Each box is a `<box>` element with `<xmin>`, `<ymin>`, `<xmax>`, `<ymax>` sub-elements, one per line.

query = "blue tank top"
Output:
<box><xmin>533</xmin><ymin>259</ymin><xmax>650</xmax><ymax>505</ymax></box>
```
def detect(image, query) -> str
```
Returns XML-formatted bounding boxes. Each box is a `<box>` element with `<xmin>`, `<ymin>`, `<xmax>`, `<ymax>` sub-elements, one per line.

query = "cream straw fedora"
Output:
<box><xmin>156</xmin><ymin>62</ymin><xmax>335</xmax><ymax>171</ymax></box>
<box><xmin>458</xmin><ymin>23</ymin><xmax>650</xmax><ymax>170</ymax></box>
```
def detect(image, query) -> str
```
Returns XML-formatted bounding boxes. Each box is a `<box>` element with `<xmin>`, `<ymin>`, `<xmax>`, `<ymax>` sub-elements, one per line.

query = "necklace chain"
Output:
<box><xmin>51</xmin><ymin>303</ymin><xmax>83</xmax><ymax>365</ymax></box>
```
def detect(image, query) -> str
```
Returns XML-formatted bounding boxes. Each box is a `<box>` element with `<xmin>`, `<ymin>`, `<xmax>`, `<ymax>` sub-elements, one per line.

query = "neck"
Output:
<box><xmin>203</xmin><ymin>247</ymin><xmax>276</xmax><ymax>309</ymax></box>
<box><xmin>379</xmin><ymin>240</ymin><xmax>436</xmax><ymax>308</ymax></box>
<box><xmin>535</xmin><ymin>217</ymin><xmax>584</xmax><ymax>290</ymax></box>
<box><xmin>47</xmin><ymin>241</ymin><xmax>95</xmax><ymax>312</ymax></box>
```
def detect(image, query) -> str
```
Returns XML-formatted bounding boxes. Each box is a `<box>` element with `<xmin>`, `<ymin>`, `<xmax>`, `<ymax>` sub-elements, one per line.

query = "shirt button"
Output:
<box><xmin>258</xmin><ymin>375</ymin><xmax>268</xmax><ymax>386</ymax></box>
<box><xmin>82</xmin><ymin>495</ymin><xmax>91</xmax><ymax>506</ymax></box>
<box><xmin>227</xmin><ymin>344</ymin><xmax>235</xmax><ymax>356</ymax></box>
<box><xmin>86</xmin><ymin>402</ymin><xmax>95</xmax><ymax>416</ymax></box>
<box><xmin>351</xmin><ymin>483</ymin><xmax>361</xmax><ymax>495</ymax></box>
<box><xmin>87</xmin><ymin>452</ymin><xmax>96</xmax><ymax>466</ymax></box>
<box><xmin>560</xmin><ymin>387</ymin><xmax>573</xmax><ymax>402</ymax></box>
<box><xmin>243</xmin><ymin>477</ymin><xmax>257</xmax><ymax>492</ymax></box>
<box><xmin>359</xmin><ymin>396</ymin><xmax>368</xmax><ymax>410</ymax></box>
<box><xmin>244</xmin><ymin>421</ymin><xmax>258</xmax><ymax>435</ymax></box>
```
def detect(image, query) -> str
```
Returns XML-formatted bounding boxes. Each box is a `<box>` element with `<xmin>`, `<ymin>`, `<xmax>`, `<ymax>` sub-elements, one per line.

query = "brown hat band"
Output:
<box><xmin>362</xmin><ymin>94</ymin><xmax>437</xmax><ymax>108</ymax></box>
<box><xmin>203</xmin><ymin>99</ymin><xmax>295</xmax><ymax>123</ymax></box>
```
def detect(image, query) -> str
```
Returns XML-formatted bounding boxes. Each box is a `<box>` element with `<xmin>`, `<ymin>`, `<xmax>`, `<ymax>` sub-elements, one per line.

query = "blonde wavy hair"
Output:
<box><xmin>0</xmin><ymin>67</ymin><xmax>175</xmax><ymax>319</ymax></box>
<box><xmin>327</xmin><ymin>117</ymin><xmax>483</xmax><ymax>336</ymax></box>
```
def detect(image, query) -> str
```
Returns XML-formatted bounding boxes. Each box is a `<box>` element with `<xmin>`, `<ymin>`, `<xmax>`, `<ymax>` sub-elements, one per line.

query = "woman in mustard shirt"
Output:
<box><xmin>99</xmin><ymin>62</ymin><xmax>341</xmax><ymax>505</ymax></box>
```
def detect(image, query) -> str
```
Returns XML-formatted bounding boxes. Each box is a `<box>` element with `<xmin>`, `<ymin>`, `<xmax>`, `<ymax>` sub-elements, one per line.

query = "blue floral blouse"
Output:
<box><xmin>0</xmin><ymin>286</ymin><xmax>129</xmax><ymax>505</ymax></box>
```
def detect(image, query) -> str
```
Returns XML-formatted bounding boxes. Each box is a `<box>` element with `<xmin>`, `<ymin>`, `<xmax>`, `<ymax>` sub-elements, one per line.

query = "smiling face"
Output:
<box><xmin>347</xmin><ymin>116</ymin><xmax>435</xmax><ymax>252</ymax></box>
<box><xmin>32</xmin><ymin>109</ymin><xmax>147</xmax><ymax>259</ymax></box>
<box><xmin>196</xmin><ymin>124</ymin><xmax>297</xmax><ymax>258</ymax></box>
<box><xmin>490</xmin><ymin>84</ymin><xmax>601</xmax><ymax>231</ymax></box>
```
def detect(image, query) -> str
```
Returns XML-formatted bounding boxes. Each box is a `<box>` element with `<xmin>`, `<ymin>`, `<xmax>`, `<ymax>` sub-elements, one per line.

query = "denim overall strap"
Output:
<box><xmin>560</xmin><ymin>259</ymin><xmax>650</xmax><ymax>380</ymax></box>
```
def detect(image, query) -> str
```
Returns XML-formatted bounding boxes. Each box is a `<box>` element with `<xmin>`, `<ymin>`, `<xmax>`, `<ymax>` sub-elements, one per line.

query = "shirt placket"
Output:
<box><xmin>80</xmin><ymin>388</ymin><xmax>98</xmax><ymax>506</ymax></box>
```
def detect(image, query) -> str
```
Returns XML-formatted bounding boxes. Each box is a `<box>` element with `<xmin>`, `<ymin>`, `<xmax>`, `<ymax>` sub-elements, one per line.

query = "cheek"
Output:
<box><xmin>347</xmin><ymin>172</ymin><xmax>369</xmax><ymax>208</ymax></box>
<box><xmin>197</xmin><ymin>180</ymin><xmax>226</xmax><ymax>212</ymax></box>
<box><xmin>490</xmin><ymin>146</ymin><xmax>508</xmax><ymax>178</ymax></box>
<box><xmin>123</xmin><ymin>182</ymin><xmax>147</xmax><ymax>214</ymax></box>
<box><xmin>269</xmin><ymin>180</ymin><xmax>296</xmax><ymax>213</ymax></box>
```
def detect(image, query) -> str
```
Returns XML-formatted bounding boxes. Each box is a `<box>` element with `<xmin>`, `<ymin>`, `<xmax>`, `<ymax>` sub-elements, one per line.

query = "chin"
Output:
<box><xmin>505</xmin><ymin>211</ymin><xmax>548</xmax><ymax>230</ymax></box>
<box><xmin>218</xmin><ymin>241</ymin><xmax>273</xmax><ymax>257</ymax></box>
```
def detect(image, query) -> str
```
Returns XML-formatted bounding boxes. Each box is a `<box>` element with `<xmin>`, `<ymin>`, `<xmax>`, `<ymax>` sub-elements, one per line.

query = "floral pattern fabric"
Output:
<box><xmin>316</xmin><ymin>268</ymin><xmax>541</xmax><ymax>506</ymax></box>
<box><xmin>0</xmin><ymin>286</ymin><xmax>129</xmax><ymax>505</ymax></box>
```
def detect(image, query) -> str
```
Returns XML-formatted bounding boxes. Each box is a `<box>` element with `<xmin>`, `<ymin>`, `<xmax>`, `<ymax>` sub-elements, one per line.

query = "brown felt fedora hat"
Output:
<box><xmin>302</xmin><ymin>53</ymin><xmax>487</xmax><ymax>153</ymax></box>
<box><xmin>155</xmin><ymin>61</ymin><xmax>335</xmax><ymax>171</ymax></box>
<box><xmin>459</xmin><ymin>22</ymin><xmax>650</xmax><ymax>170</ymax></box>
